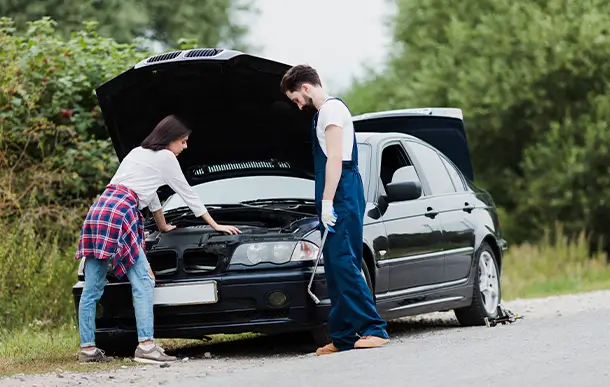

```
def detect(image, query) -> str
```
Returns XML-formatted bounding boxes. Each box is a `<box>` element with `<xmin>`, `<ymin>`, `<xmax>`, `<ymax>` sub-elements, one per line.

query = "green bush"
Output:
<box><xmin>502</xmin><ymin>224</ymin><xmax>610</xmax><ymax>300</ymax></box>
<box><xmin>0</xmin><ymin>17</ymin><xmax>149</xmax><ymax>242</ymax></box>
<box><xmin>0</xmin><ymin>218</ymin><xmax>78</xmax><ymax>331</ymax></box>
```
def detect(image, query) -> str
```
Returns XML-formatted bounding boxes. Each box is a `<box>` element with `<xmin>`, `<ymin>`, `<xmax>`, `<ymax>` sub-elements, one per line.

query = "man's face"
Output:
<box><xmin>286</xmin><ymin>84</ymin><xmax>315</xmax><ymax>111</ymax></box>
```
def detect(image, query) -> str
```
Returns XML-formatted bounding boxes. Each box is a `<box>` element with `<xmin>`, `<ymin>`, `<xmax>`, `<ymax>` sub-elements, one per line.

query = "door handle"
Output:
<box><xmin>425</xmin><ymin>206</ymin><xmax>439</xmax><ymax>218</ymax></box>
<box><xmin>463</xmin><ymin>202</ymin><xmax>475</xmax><ymax>213</ymax></box>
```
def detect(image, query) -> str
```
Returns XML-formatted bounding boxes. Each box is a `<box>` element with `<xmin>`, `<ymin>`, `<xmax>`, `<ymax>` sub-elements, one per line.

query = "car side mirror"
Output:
<box><xmin>385</xmin><ymin>180</ymin><xmax>422</xmax><ymax>202</ymax></box>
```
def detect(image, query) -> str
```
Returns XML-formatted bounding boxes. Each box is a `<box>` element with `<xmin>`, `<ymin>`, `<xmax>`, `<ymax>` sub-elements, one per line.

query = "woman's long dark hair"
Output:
<box><xmin>141</xmin><ymin>115</ymin><xmax>192</xmax><ymax>151</ymax></box>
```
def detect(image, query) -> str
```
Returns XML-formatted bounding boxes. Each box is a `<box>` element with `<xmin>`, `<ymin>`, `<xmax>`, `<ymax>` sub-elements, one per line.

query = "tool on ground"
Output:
<box><xmin>484</xmin><ymin>304</ymin><xmax>524</xmax><ymax>327</ymax></box>
<box><xmin>307</xmin><ymin>227</ymin><xmax>329</xmax><ymax>304</ymax></box>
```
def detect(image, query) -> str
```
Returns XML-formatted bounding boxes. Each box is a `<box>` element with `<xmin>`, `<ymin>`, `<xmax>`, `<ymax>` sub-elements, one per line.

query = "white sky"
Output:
<box><xmin>241</xmin><ymin>0</ymin><xmax>396</xmax><ymax>94</ymax></box>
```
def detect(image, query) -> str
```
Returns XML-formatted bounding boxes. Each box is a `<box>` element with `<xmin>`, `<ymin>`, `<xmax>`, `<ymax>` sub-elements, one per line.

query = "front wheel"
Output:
<box><xmin>454</xmin><ymin>242</ymin><xmax>501</xmax><ymax>326</ymax></box>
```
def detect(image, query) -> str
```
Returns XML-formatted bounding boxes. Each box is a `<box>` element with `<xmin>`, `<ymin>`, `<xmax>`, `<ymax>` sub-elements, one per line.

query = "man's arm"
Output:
<box><xmin>323</xmin><ymin>124</ymin><xmax>343</xmax><ymax>202</ymax></box>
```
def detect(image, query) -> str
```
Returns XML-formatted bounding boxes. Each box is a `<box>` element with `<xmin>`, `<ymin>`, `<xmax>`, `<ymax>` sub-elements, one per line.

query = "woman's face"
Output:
<box><xmin>168</xmin><ymin>135</ymin><xmax>189</xmax><ymax>156</ymax></box>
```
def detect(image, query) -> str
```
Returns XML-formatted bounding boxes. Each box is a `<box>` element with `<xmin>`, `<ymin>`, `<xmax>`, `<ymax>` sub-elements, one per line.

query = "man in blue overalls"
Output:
<box><xmin>280</xmin><ymin>65</ymin><xmax>390</xmax><ymax>355</ymax></box>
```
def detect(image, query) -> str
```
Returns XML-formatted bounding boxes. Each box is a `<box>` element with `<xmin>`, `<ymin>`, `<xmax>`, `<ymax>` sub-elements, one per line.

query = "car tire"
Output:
<box><xmin>309</xmin><ymin>257</ymin><xmax>374</xmax><ymax>347</ymax></box>
<box><xmin>95</xmin><ymin>333</ymin><xmax>138</xmax><ymax>357</ymax></box>
<box><xmin>454</xmin><ymin>241</ymin><xmax>502</xmax><ymax>326</ymax></box>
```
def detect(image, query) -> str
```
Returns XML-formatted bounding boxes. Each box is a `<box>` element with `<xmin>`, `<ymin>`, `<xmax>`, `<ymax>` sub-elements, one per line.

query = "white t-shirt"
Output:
<box><xmin>316</xmin><ymin>98</ymin><xmax>355</xmax><ymax>160</ymax></box>
<box><xmin>109</xmin><ymin>146</ymin><xmax>207</xmax><ymax>217</ymax></box>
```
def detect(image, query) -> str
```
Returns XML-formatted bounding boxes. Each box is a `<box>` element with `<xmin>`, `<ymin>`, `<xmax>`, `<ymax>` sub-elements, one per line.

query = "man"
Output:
<box><xmin>280</xmin><ymin>65</ymin><xmax>390</xmax><ymax>355</ymax></box>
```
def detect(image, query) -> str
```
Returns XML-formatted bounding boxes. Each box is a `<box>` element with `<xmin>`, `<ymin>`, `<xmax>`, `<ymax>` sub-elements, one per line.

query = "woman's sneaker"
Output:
<box><xmin>134</xmin><ymin>343</ymin><xmax>177</xmax><ymax>364</ymax></box>
<box><xmin>78</xmin><ymin>348</ymin><xmax>114</xmax><ymax>363</ymax></box>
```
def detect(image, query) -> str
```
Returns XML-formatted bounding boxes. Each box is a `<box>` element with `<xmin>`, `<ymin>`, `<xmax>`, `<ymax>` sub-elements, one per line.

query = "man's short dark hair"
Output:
<box><xmin>280</xmin><ymin>64</ymin><xmax>322</xmax><ymax>94</ymax></box>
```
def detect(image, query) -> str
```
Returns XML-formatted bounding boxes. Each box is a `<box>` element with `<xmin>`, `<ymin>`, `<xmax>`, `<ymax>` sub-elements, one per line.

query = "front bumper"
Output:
<box><xmin>72</xmin><ymin>269</ymin><xmax>330</xmax><ymax>340</ymax></box>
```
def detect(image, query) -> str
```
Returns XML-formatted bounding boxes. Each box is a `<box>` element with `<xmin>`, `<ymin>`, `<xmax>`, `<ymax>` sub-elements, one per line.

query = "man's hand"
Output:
<box><xmin>321</xmin><ymin>200</ymin><xmax>337</xmax><ymax>232</ymax></box>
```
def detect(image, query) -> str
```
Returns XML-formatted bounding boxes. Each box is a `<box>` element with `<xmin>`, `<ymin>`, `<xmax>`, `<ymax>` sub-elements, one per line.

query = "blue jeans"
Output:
<box><xmin>78</xmin><ymin>248</ymin><xmax>155</xmax><ymax>347</ymax></box>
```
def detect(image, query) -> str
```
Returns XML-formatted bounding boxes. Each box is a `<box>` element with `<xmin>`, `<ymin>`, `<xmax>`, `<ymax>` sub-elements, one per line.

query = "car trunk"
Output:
<box><xmin>352</xmin><ymin>109</ymin><xmax>474</xmax><ymax>181</ymax></box>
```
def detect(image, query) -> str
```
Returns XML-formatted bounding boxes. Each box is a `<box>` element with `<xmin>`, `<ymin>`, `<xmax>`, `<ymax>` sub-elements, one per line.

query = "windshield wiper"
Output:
<box><xmin>240</xmin><ymin>198</ymin><xmax>315</xmax><ymax>205</ymax></box>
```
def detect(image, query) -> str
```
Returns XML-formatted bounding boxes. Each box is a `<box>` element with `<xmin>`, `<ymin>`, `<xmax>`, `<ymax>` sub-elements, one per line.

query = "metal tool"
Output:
<box><xmin>484</xmin><ymin>304</ymin><xmax>524</xmax><ymax>327</ymax></box>
<box><xmin>307</xmin><ymin>227</ymin><xmax>329</xmax><ymax>304</ymax></box>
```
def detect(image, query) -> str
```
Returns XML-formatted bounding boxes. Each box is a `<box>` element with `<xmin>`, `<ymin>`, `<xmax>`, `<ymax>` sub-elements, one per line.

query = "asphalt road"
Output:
<box><xmin>181</xmin><ymin>307</ymin><xmax>609</xmax><ymax>387</ymax></box>
<box><xmin>3</xmin><ymin>291</ymin><xmax>609</xmax><ymax>387</ymax></box>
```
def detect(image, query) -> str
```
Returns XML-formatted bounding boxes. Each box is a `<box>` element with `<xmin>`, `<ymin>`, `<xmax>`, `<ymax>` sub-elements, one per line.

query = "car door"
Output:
<box><xmin>374</xmin><ymin>140</ymin><xmax>445</xmax><ymax>292</ymax></box>
<box><xmin>403</xmin><ymin>140</ymin><xmax>476</xmax><ymax>283</ymax></box>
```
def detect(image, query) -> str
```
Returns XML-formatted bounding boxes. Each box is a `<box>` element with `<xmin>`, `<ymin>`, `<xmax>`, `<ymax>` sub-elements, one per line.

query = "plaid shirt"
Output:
<box><xmin>74</xmin><ymin>184</ymin><xmax>146</xmax><ymax>279</ymax></box>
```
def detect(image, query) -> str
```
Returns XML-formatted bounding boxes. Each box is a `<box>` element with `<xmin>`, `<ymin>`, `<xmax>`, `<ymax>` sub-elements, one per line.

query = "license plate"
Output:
<box><xmin>153</xmin><ymin>281</ymin><xmax>218</xmax><ymax>306</ymax></box>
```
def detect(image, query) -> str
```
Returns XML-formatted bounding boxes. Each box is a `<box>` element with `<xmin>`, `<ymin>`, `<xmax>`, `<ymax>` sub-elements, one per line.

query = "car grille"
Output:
<box><xmin>182</xmin><ymin>248</ymin><xmax>221</xmax><ymax>274</ymax></box>
<box><xmin>147</xmin><ymin>250</ymin><xmax>179</xmax><ymax>276</ymax></box>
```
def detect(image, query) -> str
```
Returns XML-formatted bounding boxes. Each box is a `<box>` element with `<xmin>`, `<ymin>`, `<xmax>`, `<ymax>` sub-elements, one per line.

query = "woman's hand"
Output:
<box><xmin>152</xmin><ymin>209</ymin><xmax>175</xmax><ymax>233</ymax></box>
<box><xmin>212</xmin><ymin>224</ymin><xmax>241</xmax><ymax>235</ymax></box>
<box><xmin>159</xmin><ymin>223</ymin><xmax>176</xmax><ymax>233</ymax></box>
<box><xmin>148</xmin><ymin>266</ymin><xmax>156</xmax><ymax>281</ymax></box>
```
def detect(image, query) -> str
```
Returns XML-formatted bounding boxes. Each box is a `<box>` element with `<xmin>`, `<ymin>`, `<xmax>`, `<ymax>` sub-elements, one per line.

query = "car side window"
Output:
<box><xmin>440</xmin><ymin>155</ymin><xmax>466</xmax><ymax>192</ymax></box>
<box><xmin>379</xmin><ymin>143</ymin><xmax>420</xmax><ymax>194</ymax></box>
<box><xmin>404</xmin><ymin>141</ymin><xmax>456</xmax><ymax>195</ymax></box>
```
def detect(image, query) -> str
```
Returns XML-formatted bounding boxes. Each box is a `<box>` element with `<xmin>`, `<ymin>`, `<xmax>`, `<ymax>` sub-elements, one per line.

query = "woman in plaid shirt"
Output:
<box><xmin>74</xmin><ymin>115</ymin><xmax>240</xmax><ymax>364</ymax></box>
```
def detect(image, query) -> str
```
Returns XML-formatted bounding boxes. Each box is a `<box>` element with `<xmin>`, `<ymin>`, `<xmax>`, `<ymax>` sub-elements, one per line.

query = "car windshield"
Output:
<box><xmin>162</xmin><ymin>143</ymin><xmax>371</xmax><ymax>211</ymax></box>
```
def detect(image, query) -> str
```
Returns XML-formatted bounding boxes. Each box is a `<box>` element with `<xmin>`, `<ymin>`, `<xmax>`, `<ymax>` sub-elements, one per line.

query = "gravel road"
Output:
<box><xmin>2</xmin><ymin>290</ymin><xmax>609</xmax><ymax>387</ymax></box>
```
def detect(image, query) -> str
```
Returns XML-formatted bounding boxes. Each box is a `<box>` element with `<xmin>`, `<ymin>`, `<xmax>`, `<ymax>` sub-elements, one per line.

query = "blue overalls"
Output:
<box><xmin>312</xmin><ymin>98</ymin><xmax>389</xmax><ymax>350</ymax></box>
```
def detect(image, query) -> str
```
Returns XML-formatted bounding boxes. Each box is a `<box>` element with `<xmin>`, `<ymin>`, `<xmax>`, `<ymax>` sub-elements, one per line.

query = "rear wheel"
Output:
<box><xmin>309</xmin><ymin>257</ymin><xmax>374</xmax><ymax>347</ymax></box>
<box><xmin>454</xmin><ymin>241</ymin><xmax>501</xmax><ymax>326</ymax></box>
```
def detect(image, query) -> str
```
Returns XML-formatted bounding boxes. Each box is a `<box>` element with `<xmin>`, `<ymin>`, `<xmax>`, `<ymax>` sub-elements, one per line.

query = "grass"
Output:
<box><xmin>0</xmin><ymin>324</ymin><xmax>260</xmax><ymax>377</ymax></box>
<box><xmin>501</xmin><ymin>226</ymin><xmax>610</xmax><ymax>300</ymax></box>
<box><xmin>0</xmin><ymin>324</ymin><xmax>137</xmax><ymax>376</ymax></box>
<box><xmin>1</xmin><ymin>225</ymin><xmax>610</xmax><ymax>377</ymax></box>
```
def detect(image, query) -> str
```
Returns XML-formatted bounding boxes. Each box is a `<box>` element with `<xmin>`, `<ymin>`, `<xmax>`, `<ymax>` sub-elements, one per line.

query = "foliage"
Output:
<box><xmin>0</xmin><ymin>0</ymin><xmax>255</xmax><ymax>49</ymax></box>
<box><xmin>0</xmin><ymin>217</ymin><xmax>78</xmax><ymax>332</ymax></box>
<box><xmin>0</xmin><ymin>17</ymin><xmax>149</xmax><ymax>238</ymax></box>
<box><xmin>502</xmin><ymin>224</ymin><xmax>610</xmax><ymax>300</ymax></box>
<box><xmin>344</xmin><ymin>0</ymin><xmax>610</xmax><ymax>248</ymax></box>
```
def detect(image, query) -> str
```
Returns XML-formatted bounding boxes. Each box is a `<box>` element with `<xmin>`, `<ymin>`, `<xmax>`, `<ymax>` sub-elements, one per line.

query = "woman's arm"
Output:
<box><xmin>162</xmin><ymin>152</ymin><xmax>240</xmax><ymax>235</ymax></box>
<box><xmin>152</xmin><ymin>208</ymin><xmax>176</xmax><ymax>232</ymax></box>
<box><xmin>148</xmin><ymin>193</ymin><xmax>175</xmax><ymax>232</ymax></box>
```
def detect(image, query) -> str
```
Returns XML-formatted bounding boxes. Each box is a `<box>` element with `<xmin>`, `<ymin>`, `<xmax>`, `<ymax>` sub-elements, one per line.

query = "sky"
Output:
<box><xmin>241</xmin><ymin>0</ymin><xmax>396</xmax><ymax>94</ymax></box>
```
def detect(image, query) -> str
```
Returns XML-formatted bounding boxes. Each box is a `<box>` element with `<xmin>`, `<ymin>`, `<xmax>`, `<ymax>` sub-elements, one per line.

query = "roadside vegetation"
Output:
<box><xmin>3</xmin><ymin>0</ymin><xmax>610</xmax><ymax>377</ymax></box>
<box><xmin>2</xmin><ymin>216</ymin><xmax>609</xmax><ymax>376</ymax></box>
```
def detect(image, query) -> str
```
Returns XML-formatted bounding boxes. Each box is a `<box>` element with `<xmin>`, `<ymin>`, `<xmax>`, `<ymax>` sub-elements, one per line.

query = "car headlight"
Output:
<box><xmin>230</xmin><ymin>241</ymin><xmax>320</xmax><ymax>266</ymax></box>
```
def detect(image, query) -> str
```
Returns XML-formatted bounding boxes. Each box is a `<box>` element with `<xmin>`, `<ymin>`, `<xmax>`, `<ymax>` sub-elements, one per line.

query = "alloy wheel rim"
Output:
<box><xmin>478</xmin><ymin>251</ymin><xmax>500</xmax><ymax>315</ymax></box>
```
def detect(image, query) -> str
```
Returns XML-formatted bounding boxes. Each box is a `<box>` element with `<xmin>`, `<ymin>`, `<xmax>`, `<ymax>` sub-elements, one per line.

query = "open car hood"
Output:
<box><xmin>96</xmin><ymin>48</ymin><xmax>474</xmax><ymax>203</ymax></box>
<box><xmin>95</xmin><ymin>49</ymin><xmax>315</xmax><ymax>202</ymax></box>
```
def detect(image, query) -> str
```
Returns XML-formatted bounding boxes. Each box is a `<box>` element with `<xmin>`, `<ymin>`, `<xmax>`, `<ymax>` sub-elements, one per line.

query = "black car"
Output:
<box><xmin>73</xmin><ymin>48</ymin><xmax>508</xmax><ymax>355</ymax></box>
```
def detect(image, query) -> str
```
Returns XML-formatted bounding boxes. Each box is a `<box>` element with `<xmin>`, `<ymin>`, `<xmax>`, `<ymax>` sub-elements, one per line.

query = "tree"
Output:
<box><xmin>344</xmin><ymin>0</ymin><xmax>610</xmax><ymax>248</ymax></box>
<box><xmin>0</xmin><ymin>0</ymin><xmax>254</xmax><ymax>48</ymax></box>
<box><xmin>0</xmin><ymin>17</ymin><xmax>149</xmax><ymax>241</ymax></box>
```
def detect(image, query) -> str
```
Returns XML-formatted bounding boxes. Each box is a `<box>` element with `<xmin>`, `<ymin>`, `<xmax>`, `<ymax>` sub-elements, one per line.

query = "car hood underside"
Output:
<box><xmin>95</xmin><ymin>50</ymin><xmax>316</xmax><ymax>200</ymax></box>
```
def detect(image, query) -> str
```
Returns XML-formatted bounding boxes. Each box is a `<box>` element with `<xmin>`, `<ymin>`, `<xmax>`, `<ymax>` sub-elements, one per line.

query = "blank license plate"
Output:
<box><xmin>153</xmin><ymin>281</ymin><xmax>218</xmax><ymax>306</ymax></box>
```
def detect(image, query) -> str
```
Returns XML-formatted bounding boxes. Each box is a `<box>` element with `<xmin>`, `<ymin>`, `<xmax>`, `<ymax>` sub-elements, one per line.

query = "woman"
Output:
<box><xmin>75</xmin><ymin>114</ymin><xmax>240</xmax><ymax>364</ymax></box>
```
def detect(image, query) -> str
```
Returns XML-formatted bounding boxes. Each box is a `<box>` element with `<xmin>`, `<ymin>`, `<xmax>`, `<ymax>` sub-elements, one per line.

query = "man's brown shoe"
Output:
<box><xmin>354</xmin><ymin>336</ymin><xmax>389</xmax><ymax>349</ymax></box>
<box><xmin>315</xmin><ymin>343</ymin><xmax>340</xmax><ymax>356</ymax></box>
